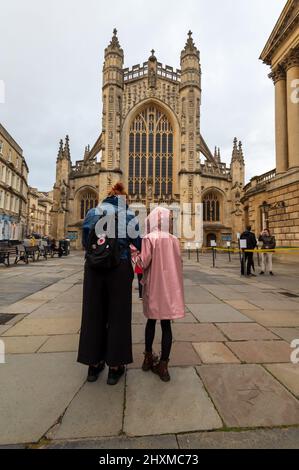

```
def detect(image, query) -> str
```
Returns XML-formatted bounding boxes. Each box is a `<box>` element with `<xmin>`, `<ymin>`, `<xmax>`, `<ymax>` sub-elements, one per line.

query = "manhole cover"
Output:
<box><xmin>279</xmin><ymin>292</ymin><xmax>299</xmax><ymax>298</ymax></box>
<box><xmin>0</xmin><ymin>313</ymin><xmax>17</xmax><ymax>325</ymax></box>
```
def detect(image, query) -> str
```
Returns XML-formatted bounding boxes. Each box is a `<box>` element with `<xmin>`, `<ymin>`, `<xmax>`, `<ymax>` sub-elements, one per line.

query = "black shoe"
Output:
<box><xmin>107</xmin><ymin>366</ymin><xmax>125</xmax><ymax>385</ymax></box>
<box><xmin>87</xmin><ymin>362</ymin><xmax>105</xmax><ymax>382</ymax></box>
<box><xmin>249</xmin><ymin>273</ymin><xmax>256</xmax><ymax>277</ymax></box>
<box><xmin>259</xmin><ymin>271</ymin><xmax>265</xmax><ymax>275</ymax></box>
<box><xmin>270</xmin><ymin>271</ymin><xmax>274</xmax><ymax>276</ymax></box>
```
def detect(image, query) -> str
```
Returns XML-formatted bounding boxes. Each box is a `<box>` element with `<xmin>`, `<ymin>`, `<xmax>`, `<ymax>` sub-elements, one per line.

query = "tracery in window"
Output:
<box><xmin>128</xmin><ymin>106</ymin><xmax>173</xmax><ymax>199</ymax></box>
<box><xmin>203</xmin><ymin>192</ymin><xmax>220</xmax><ymax>222</ymax></box>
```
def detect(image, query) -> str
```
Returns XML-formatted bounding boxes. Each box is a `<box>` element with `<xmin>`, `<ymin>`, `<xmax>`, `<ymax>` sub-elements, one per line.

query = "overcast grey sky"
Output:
<box><xmin>0</xmin><ymin>0</ymin><xmax>286</xmax><ymax>191</ymax></box>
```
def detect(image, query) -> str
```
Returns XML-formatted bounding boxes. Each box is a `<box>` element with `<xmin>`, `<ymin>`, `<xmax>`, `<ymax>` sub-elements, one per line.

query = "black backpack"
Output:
<box><xmin>85</xmin><ymin>214</ymin><xmax>121</xmax><ymax>270</ymax></box>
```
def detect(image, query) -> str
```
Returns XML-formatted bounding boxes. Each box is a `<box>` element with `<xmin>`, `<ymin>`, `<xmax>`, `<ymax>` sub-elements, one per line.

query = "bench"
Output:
<box><xmin>15</xmin><ymin>244</ymin><xmax>29</xmax><ymax>265</ymax></box>
<box><xmin>25</xmin><ymin>246</ymin><xmax>40</xmax><ymax>262</ymax></box>
<box><xmin>0</xmin><ymin>245</ymin><xmax>18</xmax><ymax>267</ymax></box>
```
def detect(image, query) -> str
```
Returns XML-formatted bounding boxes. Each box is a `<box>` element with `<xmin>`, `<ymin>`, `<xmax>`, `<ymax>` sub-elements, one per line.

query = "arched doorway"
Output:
<box><xmin>207</xmin><ymin>233</ymin><xmax>217</xmax><ymax>246</ymax></box>
<box><xmin>127</xmin><ymin>105</ymin><xmax>174</xmax><ymax>202</ymax></box>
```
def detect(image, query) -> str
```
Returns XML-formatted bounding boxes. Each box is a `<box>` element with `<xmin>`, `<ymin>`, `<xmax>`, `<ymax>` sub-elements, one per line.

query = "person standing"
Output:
<box><xmin>131</xmin><ymin>245</ymin><xmax>143</xmax><ymax>299</ymax></box>
<box><xmin>138</xmin><ymin>207</ymin><xmax>185</xmax><ymax>382</ymax></box>
<box><xmin>77</xmin><ymin>182</ymin><xmax>141</xmax><ymax>385</ymax></box>
<box><xmin>259</xmin><ymin>229</ymin><xmax>276</xmax><ymax>275</ymax></box>
<box><xmin>240</xmin><ymin>225</ymin><xmax>257</xmax><ymax>276</ymax></box>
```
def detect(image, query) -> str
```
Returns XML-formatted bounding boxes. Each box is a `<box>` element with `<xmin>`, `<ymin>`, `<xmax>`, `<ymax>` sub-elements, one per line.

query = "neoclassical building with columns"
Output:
<box><xmin>51</xmin><ymin>30</ymin><xmax>245</xmax><ymax>249</ymax></box>
<box><xmin>242</xmin><ymin>0</ymin><xmax>299</xmax><ymax>246</ymax></box>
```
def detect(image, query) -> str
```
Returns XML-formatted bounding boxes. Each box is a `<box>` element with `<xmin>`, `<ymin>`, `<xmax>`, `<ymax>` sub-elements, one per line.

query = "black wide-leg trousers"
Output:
<box><xmin>77</xmin><ymin>259</ymin><xmax>134</xmax><ymax>367</ymax></box>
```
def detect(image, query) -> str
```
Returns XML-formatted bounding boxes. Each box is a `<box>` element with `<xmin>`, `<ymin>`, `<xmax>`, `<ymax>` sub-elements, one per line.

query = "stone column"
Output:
<box><xmin>285</xmin><ymin>48</ymin><xmax>299</xmax><ymax>169</ymax></box>
<box><xmin>270</xmin><ymin>65</ymin><xmax>288</xmax><ymax>173</ymax></box>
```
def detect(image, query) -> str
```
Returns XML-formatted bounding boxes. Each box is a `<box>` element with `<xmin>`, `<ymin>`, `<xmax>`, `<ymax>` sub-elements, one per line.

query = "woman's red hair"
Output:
<box><xmin>108</xmin><ymin>182</ymin><xmax>127</xmax><ymax>197</ymax></box>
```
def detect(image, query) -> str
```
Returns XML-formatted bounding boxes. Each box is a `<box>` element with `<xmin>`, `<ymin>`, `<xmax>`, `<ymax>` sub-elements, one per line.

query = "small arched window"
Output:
<box><xmin>203</xmin><ymin>192</ymin><xmax>220</xmax><ymax>222</ymax></box>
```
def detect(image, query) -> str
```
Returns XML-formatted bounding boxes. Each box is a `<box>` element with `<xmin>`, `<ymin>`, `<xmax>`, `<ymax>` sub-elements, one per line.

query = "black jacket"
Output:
<box><xmin>258</xmin><ymin>234</ymin><xmax>276</xmax><ymax>250</ymax></box>
<box><xmin>240</xmin><ymin>230</ymin><xmax>257</xmax><ymax>250</ymax></box>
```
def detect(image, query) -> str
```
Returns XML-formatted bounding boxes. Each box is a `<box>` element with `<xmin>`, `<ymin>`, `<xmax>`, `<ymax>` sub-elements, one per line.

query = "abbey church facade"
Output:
<box><xmin>51</xmin><ymin>30</ymin><xmax>245</xmax><ymax>249</ymax></box>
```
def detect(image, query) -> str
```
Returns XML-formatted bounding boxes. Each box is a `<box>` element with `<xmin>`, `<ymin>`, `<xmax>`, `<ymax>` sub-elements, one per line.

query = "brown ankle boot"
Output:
<box><xmin>142</xmin><ymin>351</ymin><xmax>156</xmax><ymax>371</ymax></box>
<box><xmin>152</xmin><ymin>359</ymin><xmax>170</xmax><ymax>382</ymax></box>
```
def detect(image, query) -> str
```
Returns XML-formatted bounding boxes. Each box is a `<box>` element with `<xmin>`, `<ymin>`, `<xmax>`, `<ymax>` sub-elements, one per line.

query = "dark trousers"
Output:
<box><xmin>77</xmin><ymin>259</ymin><xmax>134</xmax><ymax>367</ymax></box>
<box><xmin>241</xmin><ymin>252</ymin><xmax>254</xmax><ymax>275</ymax></box>
<box><xmin>145</xmin><ymin>319</ymin><xmax>172</xmax><ymax>361</ymax></box>
<box><xmin>137</xmin><ymin>273</ymin><xmax>143</xmax><ymax>298</ymax></box>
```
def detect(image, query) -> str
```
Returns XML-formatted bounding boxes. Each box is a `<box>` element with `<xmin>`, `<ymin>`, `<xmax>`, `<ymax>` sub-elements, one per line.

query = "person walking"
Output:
<box><xmin>138</xmin><ymin>206</ymin><xmax>185</xmax><ymax>382</ymax></box>
<box><xmin>77</xmin><ymin>182</ymin><xmax>141</xmax><ymax>385</ymax></box>
<box><xmin>259</xmin><ymin>228</ymin><xmax>276</xmax><ymax>275</ymax></box>
<box><xmin>240</xmin><ymin>225</ymin><xmax>257</xmax><ymax>276</ymax></box>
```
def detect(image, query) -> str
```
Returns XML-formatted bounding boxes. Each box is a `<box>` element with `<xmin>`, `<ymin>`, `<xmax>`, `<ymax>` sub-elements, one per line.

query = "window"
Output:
<box><xmin>128</xmin><ymin>105</ymin><xmax>174</xmax><ymax>199</ymax></box>
<box><xmin>203</xmin><ymin>192</ymin><xmax>221</xmax><ymax>222</ymax></box>
<box><xmin>79</xmin><ymin>191</ymin><xmax>98</xmax><ymax>220</ymax></box>
<box><xmin>0</xmin><ymin>141</ymin><xmax>3</xmax><ymax>154</ymax></box>
<box><xmin>8</xmin><ymin>149</ymin><xmax>12</xmax><ymax>162</ymax></box>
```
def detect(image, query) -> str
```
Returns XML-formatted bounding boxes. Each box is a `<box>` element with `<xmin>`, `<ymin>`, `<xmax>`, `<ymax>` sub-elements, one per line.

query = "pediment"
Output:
<box><xmin>260</xmin><ymin>0</ymin><xmax>299</xmax><ymax>64</ymax></box>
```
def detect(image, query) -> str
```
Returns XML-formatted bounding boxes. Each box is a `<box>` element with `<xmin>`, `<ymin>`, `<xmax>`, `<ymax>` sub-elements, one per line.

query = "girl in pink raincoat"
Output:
<box><xmin>138</xmin><ymin>206</ymin><xmax>185</xmax><ymax>382</ymax></box>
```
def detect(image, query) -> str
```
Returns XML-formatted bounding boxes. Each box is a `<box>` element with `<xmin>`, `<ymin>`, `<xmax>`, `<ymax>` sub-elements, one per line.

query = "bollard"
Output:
<box><xmin>227</xmin><ymin>242</ymin><xmax>231</xmax><ymax>263</ymax></box>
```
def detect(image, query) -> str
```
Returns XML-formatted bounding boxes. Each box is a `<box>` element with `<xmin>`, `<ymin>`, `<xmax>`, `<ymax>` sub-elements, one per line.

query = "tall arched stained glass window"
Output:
<box><xmin>128</xmin><ymin>105</ymin><xmax>174</xmax><ymax>200</ymax></box>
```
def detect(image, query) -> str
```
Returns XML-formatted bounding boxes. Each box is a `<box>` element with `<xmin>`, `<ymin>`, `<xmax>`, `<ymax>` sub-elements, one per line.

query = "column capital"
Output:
<box><xmin>269</xmin><ymin>64</ymin><xmax>286</xmax><ymax>84</ymax></box>
<box><xmin>283</xmin><ymin>47</ymin><xmax>299</xmax><ymax>71</ymax></box>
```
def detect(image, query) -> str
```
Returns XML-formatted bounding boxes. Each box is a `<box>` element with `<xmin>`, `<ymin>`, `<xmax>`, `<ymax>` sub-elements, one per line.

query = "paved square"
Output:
<box><xmin>0</xmin><ymin>251</ymin><xmax>298</xmax><ymax>447</ymax></box>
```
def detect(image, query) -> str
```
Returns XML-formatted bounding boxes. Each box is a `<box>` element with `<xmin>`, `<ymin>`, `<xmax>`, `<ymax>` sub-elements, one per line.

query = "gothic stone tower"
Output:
<box><xmin>51</xmin><ymin>30</ymin><xmax>245</xmax><ymax>248</ymax></box>
<box><xmin>51</xmin><ymin>136</ymin><xmax>71</xmax><ymax>240</ymax></box>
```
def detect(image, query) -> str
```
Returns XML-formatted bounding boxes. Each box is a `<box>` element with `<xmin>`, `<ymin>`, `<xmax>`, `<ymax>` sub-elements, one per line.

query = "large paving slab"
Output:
<box><xmin>198</xmin><ymin>364</ymin><xmax>299</xmax><ymax>427</ymax></box>
<box><xmin>0</xmin><ymin>352</ymin><xmax>86</xmax><ymax>445</ymax></box>
<box><xmin>44</xmin><ymin>434</ymin><xmax>179</xmax><ymax>449</ymax></box>
<box><xmin>49</xmin><ymin>372</ymin><xmax>124</xmax><ymax>440</ymax></box>
<box><xmin>269</xmin><ymin>327</ymin><xmax>299</xmax><ymax>342</ymax></box>
<box><xmin>172</xmin><ymin>323</ymin><xmax>226</xmax><ymax>342</ymax></box>
<box><xmin>187</xmin><ymin>304</ymin><xmax>252</xmax><ymax>323</ymax></box>
<box><xmin>183</xmin><ymin>286</ymin><xmax>222</xmax><ymax>304</ymax></box>
<box><xmin>217</xmin><ymin>323</ymin><xmax>280</xmax><ymax>341</ymax></box>
<box><xmin>227</xmin><ymin>340</ymin><xmax>292</xmax><ymax>363</ymax></box>
<box><xmin>0</xmin><ymin>299</ymin><xmax>48</xmax><ymax>314</ymax></box>
<box><xmin>265</xmin><ymin>364</ymin><xmax>299</xmax><ymax>397</ymax></box>
<box><xmin>224</xmin><ymin>300</ymin><xmax>261</xmax><ymax>310</ymax></box>
<box><xmin>193</xmin><ymin>342</ymin><xmax>240</xmax><ymax>364</ymax></box>
<box><xmin>245</xmin><ymin>300</ymin><xmax>299</xmax><ymax>311</ymax></box>
<box><xmin>54</xmin><ymin>286</ymin><xmax>83</xmax><ymax>303</ymax></box>
<box><xmin>178</xmin><ymin>427</ymin><xmax>299</xmax><ymax>449</ymax></box>
<box><xmin>38</xmin><ymin>334</ymin><xmax>79</xmax><ymax>353</ymax></box>
<box><xmin>240</xmin><ymin>310</ymin><xmax>299</xmax><ymax>327</ymax></box>
<box><xmin>3</xmin><ymin>317</ymin><xmax>81</xmax><ymax>337</ymax></box>
<box><xmin>124</xmin><ymin>367</ymin><xmax>222</xmax><ymax>436</ymax></box>
<box><xmin>29</xmin><ymin>302</ymin><xmax>82</xmax><ymax>319</ymax></box>
<box><xmin>1</xmin><ymin>335</ymin><xmax>48</xmax><ymax>354</ymax></box>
